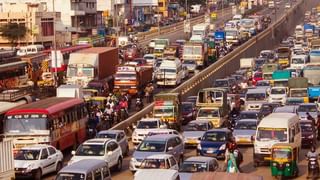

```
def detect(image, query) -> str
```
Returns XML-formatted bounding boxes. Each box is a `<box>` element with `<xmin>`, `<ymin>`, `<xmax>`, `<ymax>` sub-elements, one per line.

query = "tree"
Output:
<box><xmin>0</xmin><ymin>22</ymin><xmax>27</xmax><ymax>48</ymax></box>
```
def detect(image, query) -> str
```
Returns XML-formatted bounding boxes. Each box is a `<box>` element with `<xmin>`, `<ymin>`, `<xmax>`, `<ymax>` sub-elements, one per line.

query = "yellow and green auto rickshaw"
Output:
<box><xmin>89</xmin><ymin>96</ymin><xmax>108</xmax><ymax>111</ymax></box>
<box><xmin>270</xmin><ymin>143</ymin><xmax>299</xmax><ymax>179</ymax></box>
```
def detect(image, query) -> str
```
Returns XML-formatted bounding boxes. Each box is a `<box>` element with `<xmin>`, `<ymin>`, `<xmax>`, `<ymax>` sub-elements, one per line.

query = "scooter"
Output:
<box><xmin>307</xmin><ymin>156</ymin><xmax>319</xmax><ymax>179</ymax></box>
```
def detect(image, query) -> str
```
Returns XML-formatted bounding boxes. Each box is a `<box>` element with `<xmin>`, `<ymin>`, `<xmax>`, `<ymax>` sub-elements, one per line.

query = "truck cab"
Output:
<box><xmin>196</xmin><ymin>88</ymin><xmax>229</xmax><ymax>128</ymax></box>
<box><xmin>291</xmin><ymin>54</ymin><xmax>308</xmax><ymax>69</ymax></box>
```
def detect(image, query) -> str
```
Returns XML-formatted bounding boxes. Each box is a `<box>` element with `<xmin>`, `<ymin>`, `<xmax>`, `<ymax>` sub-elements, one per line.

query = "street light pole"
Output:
<box><xmin>52</xmin><ymin>0</ymin><xmax>58</xmax><ymax>87</ymax></box>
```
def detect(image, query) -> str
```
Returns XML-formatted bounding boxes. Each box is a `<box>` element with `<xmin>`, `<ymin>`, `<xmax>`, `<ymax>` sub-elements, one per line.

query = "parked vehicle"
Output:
<box><xmin>14</xmin><ymin>144</ymin><xmax>63</xmax><ymax>180</ymax></box>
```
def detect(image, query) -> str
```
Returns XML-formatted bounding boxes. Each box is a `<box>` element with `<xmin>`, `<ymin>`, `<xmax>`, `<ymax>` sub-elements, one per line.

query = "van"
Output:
<box><xmin>253</xmin><ymin>113</ymin><xmax>301</xmax><ymax>167</ymax></box>
<box><xmin>56</xmin><ymin>159</ymin><xmax>111</xmax><ymax>180</ymax></box>
<box><xmin>245</xmin><ymin>88</ymin><xmax>268</xmax><ymax>111</ymax></box>
<box><xmin>156</xmin><ymin>58</ymin><xmax>184</xmax><ymax>87</ymax></box>
<box><xmin>290</xmin><ymin>54</ymin><xmax>308</xmax><ymax>69</ymax></box>
<box><xmin>17</xmin><ymin>45</ymin><xmax>44</xmax><ymax>56</ymax></box>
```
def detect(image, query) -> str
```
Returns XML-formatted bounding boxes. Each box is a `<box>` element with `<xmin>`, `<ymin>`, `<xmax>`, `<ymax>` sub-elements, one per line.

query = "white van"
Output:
<box><xmin>290</xmin><ymin>54</ymin><xmax>308</xmax><ymax>69</ymax></box>
<box><xmin>156</xmin><ymin>58</ymin><xmax>184</xmax><ymax>87</ymax></box>
<box><xmin>253</xmin><ymin>113</ymin><xmax>301</xmax><ymax>167</ymax></box>
<box><xmin>17</xmin><ymin>45</ymin><xmax>44</xmax><ymax>56</ymax></box>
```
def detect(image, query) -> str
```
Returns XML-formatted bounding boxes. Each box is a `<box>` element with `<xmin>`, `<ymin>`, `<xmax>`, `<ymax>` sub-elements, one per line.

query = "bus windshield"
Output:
<box><xmin>257</xmin><ymin>128</ymin><xmax>287</xmax><ymax>142</ymax></box>
<box><xmin>5</xmin><ymin>116</ymin><xmax>48</xmax><ymax>133</ymax></box>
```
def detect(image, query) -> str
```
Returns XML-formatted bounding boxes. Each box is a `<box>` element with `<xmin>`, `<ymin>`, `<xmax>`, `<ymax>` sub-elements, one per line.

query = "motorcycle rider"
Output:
<box><xmin>306</xmin><ymin>146</ymin><xmax>319</xmax><ymax>178</ymax></box>
<box><xmin>136</xmin><ymin>97</ymin><xmax>144</xmax><ymax>111</ymax></box>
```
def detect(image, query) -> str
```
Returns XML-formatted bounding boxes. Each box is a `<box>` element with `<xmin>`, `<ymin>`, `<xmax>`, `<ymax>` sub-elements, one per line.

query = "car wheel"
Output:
<box><xmin>56</xmin><ymin>161</ymin><xmax>63</xmax><ymax>172</ymax></box>
<box><xmin>33</xmin><ymin>168</ymin><xmax>42</xmax><ymax>180</ymax></box>
<box><xmin>116</xmin><ymin>158</ymin><xmax>123</xmax><ymax>172</ymax></box>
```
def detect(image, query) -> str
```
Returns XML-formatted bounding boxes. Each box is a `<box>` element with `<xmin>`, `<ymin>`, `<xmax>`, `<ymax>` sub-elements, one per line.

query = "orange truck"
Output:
<box><xmin>114</xmin><ymin>65</ymin><xmax>153</xmax><ymax>95</ymax></box>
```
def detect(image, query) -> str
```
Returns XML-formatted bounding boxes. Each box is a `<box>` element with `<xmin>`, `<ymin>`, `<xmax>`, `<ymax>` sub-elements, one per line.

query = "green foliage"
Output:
<box><xmin>0</xmin><ymin>23</ymin><xmax>27</xmax><ymax>46</ymax></box>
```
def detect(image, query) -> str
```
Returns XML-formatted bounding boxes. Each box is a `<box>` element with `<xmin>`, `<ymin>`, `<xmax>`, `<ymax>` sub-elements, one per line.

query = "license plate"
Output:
<box><xmin>188</xmin><ymin>140</ymin><xmax>197</xmax><ymax>144</ymax></box>
<box><xmin>207</xmin><ymin>150</ymin><xmax>214</xmax><ymax>153</ymax></box>
<box><xmin>239</xmin><ymin>138</ymin><xmax>249</xmax><ymax>142</ymax></box>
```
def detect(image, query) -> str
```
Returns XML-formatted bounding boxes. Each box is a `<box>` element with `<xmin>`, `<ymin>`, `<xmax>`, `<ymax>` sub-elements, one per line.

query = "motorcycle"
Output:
<box><xmin>307</xmin><ymin>156</ymin><xmax>319</xmax><ymax>178</ymax></box>
<box><xmin>135</xmin><ymin>98</ymin><xmax>144</xmax><ymax>111</ymax></box>
<box><xmin>87</xmin><ymin>119</ymin><xmax>97</xmax><ymax>139</ymax></box>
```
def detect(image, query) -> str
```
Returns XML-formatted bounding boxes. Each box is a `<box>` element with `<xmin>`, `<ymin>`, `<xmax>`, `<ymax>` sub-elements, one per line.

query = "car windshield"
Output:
<box><xmin>183</xmin><ymin>60</ymin><xmax>196</xmax><ymax>65</ymax></box>
<box><xmin>56</xmin><ymin>173</ymin><xmax>86</xmax><ymax>180</ymax></box>
<box><xmin>246</xmin><ymin>93</ymin><xmax>266</xmax><ymax>101</ymax></box>
<box><xmin>137</xmin><ymin>121</ymin><xmax>158</xmax><ymax>129</ymax></box>
<box><xmin>182</xmin><ymin>104</ymin><xmax>193</xmax><ymax>113</ymax></box>
<box><xmin>185</xmin><ymin>122</ymin><xmax>208</xmax><ymax>131</ymax></box>
<box><xmin>239</xmin><ymin>112</ymin><xmax>258</xmax><ymax>119</ymax></box>
<box><xmin>214</xmin><ymin>80</ymin><xmax>228</xmax><ymax>87</ymax></box>
<box><xmin>198</xmin><ymin>109</ymin><xmax>219</xmax><ymax>118</ymax></box>
<box><xmin>292</xmin><ymin>58</ymin><xmax>304</xmax><ymax>64</ymax></box>
<box><xmin>298</xmin><ymin>105</ymin><xmax>317</xmax><ymax>112</ymax></box>
<box><xmin>257</xmin><ymin>128</ymin><xmax>287</xmax><ymax>142</ymax></box>
<box><xmin>202</xmin><ymin>131</ymin><xmax>226</xmax><ymax>142</ymax></box>
<box><xmin>159</xmin><ymin>69</ymin><xmax>177</xmax><ymax>73</ymax></box>
<box><xmin>256</xmin><ymin>81</ymin><xmax>270</xmax><ymax>86</ymax></box>
<box><xmin>290</xmin><ymin>89</ymin><xmax>308</xmax><ymax>97</ymax></box>
<box><xmin>179</xmin><ymin>162</ymin><xmax>207</xmax><ymax>173</ymax></box>
<box><xmin>96</xmin><ymin>133</ymin><xmax>116</xmax><ymax>139</ymax></box>
<box><xmin>272</xmin><ymin>149</ymin><xmax>292</xmax><ymax>159</ymax></box>
<box><xmin>271</xmin><ymin>88</ymin><xmax>286</xmax><ymax>94</ymax></box>
<box><xmin>14</xmin><ymin>149</ymin><xmax>40</xmax><ymax>160</ymax></box>
<box><xmin>140</xmin><ymin>159</ymin><xmax>167</xmax><ymax>169</ymax></box>
<box><xmin>300</xmin><ymin>122</ymin><xmax>313</xmax><ymax>132</ymax></box>
<box><xmin>4</xmin><ymin>116</ymin><xmax>48</xmax><ymax>133</ymax></box>
<box><xmin>235</xmin><ymin>121</ymin><xmax>257</xmax><ymax>130</ymax></box>
<box><xmin>137</xmin><ymin>140</ymin><xmax>166</xmax><ymax>152</ymax></box>
<box><xmin>75</xmin><ymin>144</ymin><xmax>105</xmax><ymax>156</ymax></box>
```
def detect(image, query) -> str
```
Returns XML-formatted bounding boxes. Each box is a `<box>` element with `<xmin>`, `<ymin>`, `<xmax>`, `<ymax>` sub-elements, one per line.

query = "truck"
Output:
<box><xmin>303</xmin><ymin>63</ymin><xmax>320</xmax><ymax>86</ymax></box>
<box><xmin>114</xmin><ymin>65</ymin><xmax>153</xmax><ymax>95</ymax></box>
<box><xmin>308</xmin><ymin>86</ymin><xmax>320</xmax><ymax>102</ymax></box>
<box><xmin>272</xmin><ymin>70</ymin><xmax>292</xmax><ymax>87</ymax></box>
<box><xmin>0</xmin><ymin>139</ymin><xmax>15</xmax><ymax>180</ymax></box>
<box><xmin>66</xmin><ymin>47</ymin><xmax>119</xmax><ymax>91</ymax></box>
<box><xmin>304</xmin><ymin>24</ymin><xmax>315</xmax><ymax>38</ymax></box>
<box><xmin>309</xmin><ymin>49</ymin><xmax>320</xmax><ymax>63</ymax></box>
<box><xmin>182</xmin><ymin>42</ymin><xmax>208</xmax><ymax>68</ymax></box>
<box><xmin>149</xmin><ymin>38</ymin><xmax>170</xmax><ymax>55</ymax></box>
<box><xmin>276</xmin><ymin>47</ymin><xmax>291</xmax><ymax>68</ymax></box>
<box><xmin>288</xmin><ymin>77</ymin><xmax>309</xmax><ymax>103</ymax></box>
<box><xmin>56</xmin><ymin>84</ymin><xmax>84</xmax><ymax>98</ymax></box>
<box><xmin>225</xmin><ymin>29</ymin><xmax>241</xmax><ymax>45</ymax></box>
<box><xmin>262</xmin><ymin>63</ymin><xmax>279</xmax><ymax>82</ymax></box>
<box><xmin>196</xmin><ymin>88</ymin><xmax>229</xmax><ymax>128</ymax></box>
<box><xmin>192</xmin><ymin>23</ymin><xmax>209</xmax><ymax>40</ymax></box>
<box><xmin>153</xmin><ymin>93</ymin><xmax>181</xmax><ymax>130</ymax></box>
<box><xmin>157</xmin><ymin>58</ymin><xmax>184</xmax><ymax>87</ymax></box>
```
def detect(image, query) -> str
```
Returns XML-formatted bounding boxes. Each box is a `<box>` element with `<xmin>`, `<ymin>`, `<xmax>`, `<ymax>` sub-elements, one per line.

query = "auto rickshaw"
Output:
<box><xmin>83</xmin><ymin>89</ymin><xmax>99</xmax><ymax>101</ymax></box>
<box><xmin>207</xmin><ymin>40</ymin><xmax>217</xmax><ymax>64</ymax></box>
<box><xmin>270</xmin><ymin>143</ymin><xmax>299</xmax><ymax>179</ymax></box>
<box><xmin>89</xmin><ymin>96</ymin><xmax>108</xmax><ymax>111</ymax></box>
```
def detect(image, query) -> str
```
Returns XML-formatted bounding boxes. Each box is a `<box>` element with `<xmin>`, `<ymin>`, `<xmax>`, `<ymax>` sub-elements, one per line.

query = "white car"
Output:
<box><xmin>132</xmin><ymin>118</ymin><xmax>167</xmax><ymax>145</ymax></box>
<box><xmin>137</xmin><ymin>154</ymin><xmax>179</xmax><ymax>171</ymax></box>
<box><xmin>69</xmin><ymin>138</ymin><xmax>123</xmax><ymax>171</ymax></box>
<box><xmin>14</xmin><ymin>144</ymin><xmax>63</xmax><ymax>180</ymax></box>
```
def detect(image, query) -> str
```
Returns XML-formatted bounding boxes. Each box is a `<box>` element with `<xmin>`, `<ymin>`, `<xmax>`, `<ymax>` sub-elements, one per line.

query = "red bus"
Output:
<box><xmin>3</xmin><ymin>97</ymin><xmax>88</xmax><ymax>151</ymax></box>
<box><xmin>42</xmin><ymin>45</ymin><xmax>91</xmax><ymax>72</ymax></box>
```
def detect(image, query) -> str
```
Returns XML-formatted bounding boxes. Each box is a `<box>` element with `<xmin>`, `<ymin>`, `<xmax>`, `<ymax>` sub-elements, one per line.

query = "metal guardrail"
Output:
<box><xmin>111</xmin><ymin>0</ymin><xmax>308</xmax><ymax>132</ymax></box>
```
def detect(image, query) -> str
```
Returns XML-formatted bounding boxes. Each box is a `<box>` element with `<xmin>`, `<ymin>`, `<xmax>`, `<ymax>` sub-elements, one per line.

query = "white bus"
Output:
<box><xmin>253</xmin><ymin>113</ymin><xmax>301</xmax><ymax>167</ymax></box>
<box><xmin>17</xmin><ymin>45</ymin><xmax>44</xmax><ymax>56</ymax></box>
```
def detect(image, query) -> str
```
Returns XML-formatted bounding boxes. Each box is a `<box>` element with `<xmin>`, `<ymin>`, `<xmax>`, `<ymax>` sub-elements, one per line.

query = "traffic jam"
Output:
<box><xmin>0</xmin><ymin>1</ymin><xmax>320</xmax><ymax>180</ymax></box>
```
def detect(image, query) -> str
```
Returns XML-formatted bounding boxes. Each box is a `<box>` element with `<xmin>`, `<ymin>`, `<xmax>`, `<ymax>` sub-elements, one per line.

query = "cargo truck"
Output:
<box><xmin>196</xmin><ymin>88</ymin><xmax>229</xmax><ymax>128</ymax></box>
<box><xmin>288</xmin><ymin>77</ymin><xmax>309</xmax><ymax>103</ymax></box>
<box><xmin>276</xmin><ymin>47</ymin><xmax>291</xmax><ymax>68</ymax></box>
<box><xmin>0</xmin><ymin>139</ymin><xmax>15</xmax><ymax>180</ymax></box>
<box><xmin>182</xmin><ymin>42</ymin><xmax>208</xmax><ymax>68</ymax></box>
<box><xmin>153</xmin><ymin>93</ymin><xmax>181</xmax><ymax>130</ymax></box>
<box><xmin>66</xmin><ymin>47</ymin><xmax>119</xmax><ymax>91</ymax></box>
<box><xmin>262</xmin><ymin>63</ymin><xmax>279</xmax><ymax>83</ymax></box>
<box><xmin>114</xmin><ymin>65</ymin><xmax>153</xmax><ymax>95</ymax></box>
<box><xmin>303</xmin><ymin>63</ymin><xmax>320</xmax><ymax>86</ymax></box>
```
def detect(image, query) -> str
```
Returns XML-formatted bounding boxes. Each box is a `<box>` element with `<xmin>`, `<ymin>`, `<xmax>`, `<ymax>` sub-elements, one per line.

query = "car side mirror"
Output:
<box><xmin>71</xmin><ymin>151</ymin><xmax>76</xmax><ymax>155</ymax></box>
<box><xmin>167</xmin><ymin>147</ymin><xmax>173</xmax><ymax>151</ymax></box>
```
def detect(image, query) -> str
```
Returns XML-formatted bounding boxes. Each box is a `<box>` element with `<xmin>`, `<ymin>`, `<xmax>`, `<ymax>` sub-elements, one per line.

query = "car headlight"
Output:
<box><xmin>219</xmin><ymin>144</ymin><xmax>226</xmax><ymax>150</ymax></box>
<box><xmin>26</xmin><ymin>164</ymin><xmax>35</xmax><ymax>172</ymax></box>
<box><xmin>308</xmin><ymin>134</ymin><xmax>314</xmax><ymax>139</ymax></box>
<box><xmin>197</xmin><ymin>144</ymin><xmax>202</xmax><ymax>150</ymax></box>
<box><xmin>286</xmin><ymin>163</ymin><xmax>290</xmax><ymax>167</ymax></box>
<box><xmin>130</xmin><ymin>157</ymin><xmax>137</xmax><ymax>163</ymax></box>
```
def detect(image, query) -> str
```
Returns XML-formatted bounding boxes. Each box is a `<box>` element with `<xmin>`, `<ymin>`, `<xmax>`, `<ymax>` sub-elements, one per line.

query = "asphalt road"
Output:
<box><xmin>38</xmin><ymin>1</ymin><xmax>307</xmax><ymax>180</ymax></box>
